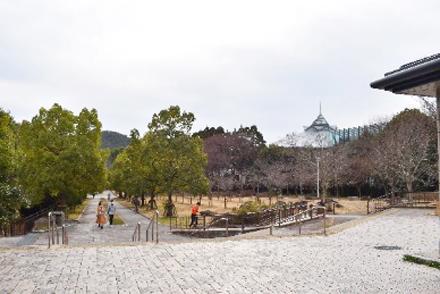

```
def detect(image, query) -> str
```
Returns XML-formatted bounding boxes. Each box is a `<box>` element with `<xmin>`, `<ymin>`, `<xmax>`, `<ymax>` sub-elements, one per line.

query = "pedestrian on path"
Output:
<box><xmin>96</xmin><ymin>201</ymin><xmax>106</xmax><ymax>229</ymax></box>
<box><xmin>190</xmin><ymin>202</ymin><xmax>200</xmax><ymax>228</ymax></box>
<box><xmin>107</xmin><ymin>200</ymin><xmax>116</xmax><ymax>226</ymax></box>
<box><xmin>107</xmin><ymin>193</ymin><xmax>111</xmax><ymax>201</ymax></box>
<box><xmin>133</xmin><ymin>197</ymin><xmax>140</xmax><ymax>213</ymax></box>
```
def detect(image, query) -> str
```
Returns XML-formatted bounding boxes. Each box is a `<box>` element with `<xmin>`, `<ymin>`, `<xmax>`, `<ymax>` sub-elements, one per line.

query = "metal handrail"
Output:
<box><xmin>132</xmin><ymin>222</ymin><xmax>141</xmax><ymax>242</ymax></box>
<box><xmin>277</xmin><ymin>206</ymin><xmax>322</xmax><ymax>224</ymax></box>
<box><xmin>48</xmin><ymin>211</ymin><xmax>67</xmax><ymax>248</ymax></box>
<box><xmin>274</xmin><ymin>206</ymin><xmax>325</xmax><ymax>235</ymax></box>
<box><xmin>146</xmin><ymin>210</ymin><xmax>159</xmax><ymax>243</ymax></box>
<box><xmin>205</xmin><ymin>217</ymin><xmax>228</xmax><ymax>229</ymax></box>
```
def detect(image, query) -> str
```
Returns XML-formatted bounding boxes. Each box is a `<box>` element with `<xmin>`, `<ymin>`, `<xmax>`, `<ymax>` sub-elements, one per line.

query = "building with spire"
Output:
<box><xmin>299</xmin><ymin>110</ymin><xmax>338</xmax><ymax>147</ymax></box>
<box><xmin>275</xmin><ymin>105</ymin><xmax>339</xmax><ymax>148</ymax></box>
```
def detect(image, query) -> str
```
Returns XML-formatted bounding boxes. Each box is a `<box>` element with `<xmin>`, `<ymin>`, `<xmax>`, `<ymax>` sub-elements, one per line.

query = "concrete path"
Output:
<box><xmin>0</xmin><ymin>208</ymin><xmax>439</xmax><ymax>293</ymax></box>
<box><xmin>28</xmin><ymin>191</ymin><xmax>191</xmax><ymax>246</ymax></box>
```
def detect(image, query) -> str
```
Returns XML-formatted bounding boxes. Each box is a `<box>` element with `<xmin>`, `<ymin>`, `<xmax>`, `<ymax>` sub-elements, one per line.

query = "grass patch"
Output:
<box><xmin>117</xmin><ymin>198</ymin><xmax>136</xmax><ymax>210</ymax></box>
<box><xmin>111</xmin><ymin>214</ymin><xmax>126</xmax><ymax>226</ymax></box>
<box><xmin>33</xmin><ymin>223</ymin><xmax>49</xmax><ymax>231</ymax></box>
<box><xmin>67</xmin><ymin>199</ymin><xmax>91</xmax><ymax>220</ymax></box>
<box><xmin>403</xmin><ymin>254</ymin><xmax>440</xmax><ymax>270</ymax></box>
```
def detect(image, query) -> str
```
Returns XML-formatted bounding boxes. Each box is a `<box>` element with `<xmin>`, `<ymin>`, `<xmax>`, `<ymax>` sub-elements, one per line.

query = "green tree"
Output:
<box><xmin>109</xmin><ymin>106</ymin><xmax>209</xmax><ymax>216</ymax></box>
<box><xmin>0</xmin><ymin>109</ymin><xmax>22</xmax><ymax>228</ymax></box>
<box><xmin>147</xmin><ymin>106</ymin><xmax>208</xmax><ymax>216</ymax></box>
<box><xmin>109</xmin><ymin>130</ymin><xmax>145</xmax><ymax>200</ymax></box>
<box><xmin>192</xmin><ymin>126</ymin><xmax>225</xmax><ymax>139</ymax></box>
<box><xmin>18</xmin><ymin>104</ymin><xmax>108</xmax><ymax>208</ymax></box>
<box><xmin>235</xmin><ymin>125</ymin><xmax>266</xmax><ymax>147</ymax></box>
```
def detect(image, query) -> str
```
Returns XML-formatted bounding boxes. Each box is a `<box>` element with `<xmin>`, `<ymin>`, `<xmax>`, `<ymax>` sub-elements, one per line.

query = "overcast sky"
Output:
<box><xmin>1</xmin><ymin>0</ymin><xmax>438</xmax><ymax>143</ymax></box>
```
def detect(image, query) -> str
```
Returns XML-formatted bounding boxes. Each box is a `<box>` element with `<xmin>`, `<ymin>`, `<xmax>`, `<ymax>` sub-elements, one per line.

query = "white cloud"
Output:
<box><xmin>0</xmin><ymin>0</ymin><xmax>439</xmax><ymax>142</ymax></box>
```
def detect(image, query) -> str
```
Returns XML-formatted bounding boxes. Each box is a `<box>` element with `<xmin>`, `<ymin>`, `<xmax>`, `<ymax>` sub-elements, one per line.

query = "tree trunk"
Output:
<box><xmin>165</xmin><ymin>193</ymin><xmax>174</xmax><ymax>217</ymax></box>
<box><xmin>357</xmin><ymin>186</ymin><xmax>362</xmax><ymax>197</ymax></box>
<box><xmin>149</xmin><ymin>194</ymin><xmax>157</xmax><ymax>210</ymax></box>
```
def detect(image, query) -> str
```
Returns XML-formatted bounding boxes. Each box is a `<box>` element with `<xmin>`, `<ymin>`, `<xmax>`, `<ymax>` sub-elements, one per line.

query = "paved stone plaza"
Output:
<box><xmin>0</xmin><ymin>208</ymin><xmax>439</xmax><ymax>293</ymax></box>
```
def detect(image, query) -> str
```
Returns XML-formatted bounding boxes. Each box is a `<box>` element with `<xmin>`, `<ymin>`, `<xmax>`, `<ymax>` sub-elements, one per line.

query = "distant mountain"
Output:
<box><xmin>101</xmin><ymin>130</ymin><xmax>130</xmax><ymax>150</ymax></box>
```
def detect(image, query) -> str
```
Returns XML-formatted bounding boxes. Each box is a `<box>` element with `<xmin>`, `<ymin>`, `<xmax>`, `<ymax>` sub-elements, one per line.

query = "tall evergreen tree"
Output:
<box><xmin>0</xmin><ymin>109</ymin><xmax>21</xmax><ymax>227</ymax></box>
<box><xmin>18</xmin><ymin>104</ymin><xmax>108</xmax><ymax>208</ymax></box>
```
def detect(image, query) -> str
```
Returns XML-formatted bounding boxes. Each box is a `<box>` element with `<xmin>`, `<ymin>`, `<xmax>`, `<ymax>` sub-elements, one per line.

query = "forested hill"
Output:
<box><xmin>101</xmin><ymin>130</ymin><xmax>130</xmax><ymax>150</ymax></box>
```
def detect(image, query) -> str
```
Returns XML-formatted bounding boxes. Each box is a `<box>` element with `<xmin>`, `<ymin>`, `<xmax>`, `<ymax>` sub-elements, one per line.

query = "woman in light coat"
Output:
<box><xmin>96</xmin><ymin>201</ymin><xmax>106</xmax><ymax>229</ymax></box>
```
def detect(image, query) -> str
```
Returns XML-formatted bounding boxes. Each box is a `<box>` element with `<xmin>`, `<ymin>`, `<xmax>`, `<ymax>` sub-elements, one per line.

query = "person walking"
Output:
<box><xmin>107</xmin><ymin>200</ymin><xmax>116</xmax><ymax>226</ymax></box>
<box><xmin>133</xmin><ymin>197</ymin><xmax>139</xmax><ymax>213</ymax></box>
<box><xmin>96</xmin><ymin>201</ymin><xmax>106</xmax><ymax>229</ymax></box>
<box><xmin>107</xmin><ymin>193</ymin><xmax>111</xmax><ymax>202</ymax></box>
<box><xmin>189</xmin><ymin>202</ymin><xmax>200</xmax><ymax>228</ymax></box>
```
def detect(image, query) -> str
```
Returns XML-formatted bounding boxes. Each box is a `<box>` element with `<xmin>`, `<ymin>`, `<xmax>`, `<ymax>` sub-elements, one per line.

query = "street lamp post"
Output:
<box><xmin>317</xmin><ymin>158</ymin><xmax>320</xmax><ymax>200</ymax></box>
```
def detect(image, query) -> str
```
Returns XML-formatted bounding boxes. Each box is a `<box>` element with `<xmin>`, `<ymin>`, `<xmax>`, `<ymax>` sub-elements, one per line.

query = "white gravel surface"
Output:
<box><xmin>0</xmin><ymin>209</ymin><xmax>439</xmax><ymax>293</ymax></box>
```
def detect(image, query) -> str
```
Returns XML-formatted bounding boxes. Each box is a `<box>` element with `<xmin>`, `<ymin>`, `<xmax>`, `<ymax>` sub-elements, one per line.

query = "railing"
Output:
<box><xmin>399</xmin><ymin>192</ymin><xmax>438</xmax><ymax>208</ymax></box>
<box><xmin>48</xmin><ymin>211</ymin><xmax>68</xmax><ymax>247</ymax></box>
<box><xmin>132</xmin><ymin>222</ymin><xmax>141</xmax><ymax>242</ymax></box>
<box><xmin>146</xmin><ymin>210</ymin><xmax>159</xmax><ymax>243</ymax></box>
<box><xmin>367</xmin><ymin>193</ymin><xmax>392</xmax><ymax>214</ymax></box>
<box><xmin>2</xmin><ymin>205</ymin><xmax>55</xmax><ymax>237</ymax></box>
<box><xmin>166</xmin><ymin>202</ymin><xmax>327</xmax><ymax>232</ymax></box>
<box><xmin>167</xmin><ymin>204</ymin><xmax>327</xmax><ymax>238</ymax></box>
<box><xmin>366</xmin><ymin>192</ymin><xmax>414</xmax><ymax>214</ymax></box>
<box><xmin>288</xmin><ymin>206</ymin><xmax>326</xmax><ymax>235</ymax></box>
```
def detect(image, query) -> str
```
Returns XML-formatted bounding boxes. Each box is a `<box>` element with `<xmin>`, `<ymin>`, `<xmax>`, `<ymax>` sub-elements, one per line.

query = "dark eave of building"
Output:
<box><xmin>370</xmin><ymin>54</ymin><xmax>440</xmax><ymax>98</ymax></box>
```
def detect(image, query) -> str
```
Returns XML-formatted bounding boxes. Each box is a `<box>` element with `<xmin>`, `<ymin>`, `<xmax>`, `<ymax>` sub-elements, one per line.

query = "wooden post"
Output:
<box><xmin>225</xmin><ymin>218</ymin><xmax>229</xmax><ymax>237</ymax></box>
<box><xmin>278</xmin><ymin>206</ymin><xmax>281</xmax><ymax>228</ymax></box>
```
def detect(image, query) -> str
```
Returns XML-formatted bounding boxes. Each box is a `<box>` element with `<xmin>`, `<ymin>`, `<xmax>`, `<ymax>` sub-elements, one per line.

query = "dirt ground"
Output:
<box><xmin>134</xmin><ymin>195</ymin><xmax>369</xmax><ymax>217</ymax></box>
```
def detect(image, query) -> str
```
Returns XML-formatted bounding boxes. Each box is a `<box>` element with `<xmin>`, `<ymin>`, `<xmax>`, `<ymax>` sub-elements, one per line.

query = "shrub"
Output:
<box><xmin>235</xmin><ymin>200</ymin><xmax>261</xmax><ymax>215</ymax></box>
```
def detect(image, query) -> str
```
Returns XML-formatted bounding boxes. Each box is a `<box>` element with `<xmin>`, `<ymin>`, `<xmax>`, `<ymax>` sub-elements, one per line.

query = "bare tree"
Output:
<box><xmin>368</xmin><ymin>109</ymin><xmax>436</xmax><ymax>194</ymax></box>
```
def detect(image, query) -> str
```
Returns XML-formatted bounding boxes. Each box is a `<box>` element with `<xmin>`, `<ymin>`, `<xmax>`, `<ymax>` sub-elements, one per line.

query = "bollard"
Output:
<box><xmin>224</xmin><ymin>198</ymin><xmax>227</xmax><ymax>209</ymax></box>
<box><xmin>151</xmin><ymin>219</ymin><xmax>154</xmax><ymax>241</ymax></box>
<box><xmin>51</xmin><ymin>218</ymin><xmax>55</xmax><ymax>245</ymax></box>
<box><xmin>323</xmin><ymin>208</ymin><xmax>327</xmax><ymax>236</ymax></box>
<box><xmin>203</xmin><ymin>216</ymin><xmax>206</xmax><ymax>231</ymax></box>
<box><xmin>279</xmin><ymin>208</ymin><xmax>281</xmax><ymax>228</ymax></box>
<box><xmin>156</xmin><ymin>212</ymin><xmax>159</xmax><ymax>244</ymax></box>
<box><xmin>270</xmin><ymin>209</ymin><xmax>273</xmax><ymax>235</ymax></box>
<box><xmin>299</xmin><ymin>212</ymin><xmax>302</xmax><ymax>235</ymax></box>
<box><xmin>225</xmin><ymin>218</ymin><xmax>229</xmax><ymax>237</ymax></box>
<box><xmin>48</xmin><ymin>212</ymin><xmax>52</xmax><ymax>248</ymax></box>
<box><xmin>62</xmin><ymin>225</ymin><xmax>65</xmax><ymax>245</ymax></box>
